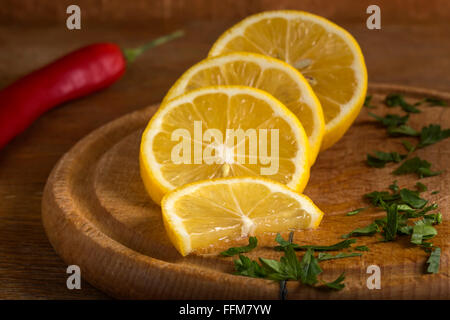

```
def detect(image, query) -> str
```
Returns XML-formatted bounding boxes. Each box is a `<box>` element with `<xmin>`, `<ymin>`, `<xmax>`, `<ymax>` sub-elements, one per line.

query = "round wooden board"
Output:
<box><xmin>42</xmin><ymin>84</ymin><xmax>450</xmax><ymax>299</ymax></box>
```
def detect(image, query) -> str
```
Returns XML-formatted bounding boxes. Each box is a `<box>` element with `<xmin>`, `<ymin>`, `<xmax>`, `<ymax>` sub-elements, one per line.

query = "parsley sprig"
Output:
<box><xmin>223</xmin><ymin>233</ymin><xmax>362</xmax><ymax>294</ymax></box>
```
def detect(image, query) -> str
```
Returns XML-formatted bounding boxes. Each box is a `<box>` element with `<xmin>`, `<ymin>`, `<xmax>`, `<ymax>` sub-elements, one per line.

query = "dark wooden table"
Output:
<box><xmin>0</xmin><ymin>17</ymin><xmax>449</xmax><ymax>299</ymax></box>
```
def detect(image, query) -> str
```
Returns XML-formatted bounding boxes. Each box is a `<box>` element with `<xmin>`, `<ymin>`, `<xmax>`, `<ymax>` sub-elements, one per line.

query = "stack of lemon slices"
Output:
<box><xmin>140</xmin><ymin>11</ymin><xmax>367</xmax><ymax>256</ymax></box>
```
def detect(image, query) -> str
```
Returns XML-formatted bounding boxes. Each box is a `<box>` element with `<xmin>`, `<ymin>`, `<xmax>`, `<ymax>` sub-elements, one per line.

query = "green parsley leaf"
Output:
<box><xmin>379</xmin><ymin>151</ymin><xmax>406</xmax><ymax>164</ymax></box>
<box><xmin>415</xmin><ymin>182</ymin><xmax>427</xmax><ymax>192</ymax></box>
<box><xmin>367</xmin><ymin>151</ymin><xmax>406</xmax><ymax>168</ymax></box>
<box><xmin>259</xmin><ymin>257</ymin><xmax>295</xmax><ymax>281</ymax></box>
<box><xmin>417</xmin><ymin>124</ymin><xmax>450</xmax><ymax>148</ymax></box>
<box><xmin>383</xmin><ymin>204</ymin><xmax>398</xmax><ymax>241</ymax></box>
<box><xmin>355</xmin><ymin>245</ymin><xmax>370</xmax><ymax>251</ymax></box>
<box><xmin>220</xmin><ymin>236</ymin><xmax>258</xmax><ymax>256</ymax></box>
<box><xmin>274</xmin><ymin>233</ymin><xmax>299</xmax><ymax>251</ymax></box>
<box><xmin>275</xmin><ymin>235</ymin><xmax>357</xmax><ymax>252</ymax></box>
<box><xmin>294</xmin><ymin>239</ymin><xmax>357</xmax><ymax>251</ymax></box>
<box><xmin>426</xmin><ymin>247</ymin><xmax>441</xmax><ymax>274</ymax></box>
<box><xmin>234</xmin><ymin>254</ymin><xmax>267</xmax><ymax>278</ymax></box>
<box><xmin>431</xmin><ymin>190</ymin><xmax>440</xmax><ymax>195</ymax></box>
<box><xmin>410</xmin><ymin>224</ymin><xmax>437</xmax><ymax>245</ymax></box>
<box><xmin>404</xmin><ymin>203</ymin><xmax>439</xmax><ymax>219</ymax></box>
<box><xmin>389</xmin><ymin>180</ymin><xmax>399</xmax><ymax>192</ymax></box>
<box><xmin>299</xmin><ymin>249</ymin><xmax>322</xmax><ymax>286</ymax></box>
<box><xmin>342</xmin><ymin>222</ymin><xmax>380</xmax><ymax>238</ymax></box>
<box><xmin>393</xmin><ymin>157</ymin><xmax>441</xmax><ymax>178</ymax></box>
<box><xmin>398</xmin><ymin>225</ymin><xmax>413</xmax><ymax>235</ymax></box>
<box><xmin>387</xmin><ymin>125</ymin><xmax>419</xmax><ymax>137</ymax></box>
<box><xmin>385</xmin><ymin>93</ymin><xmax>420</xmax><ymax>113</ymax></box>
<box><xmin>347</xmin><ymin>207</ymin><xmax>367</xmax><ymax>216</ymax></box>
<box><xmin>393</xmin><ymin>157</ymin><xmax>428</xmax><ymax>174</ymax></box>
<box><xmin>317</xmin><ymin>252</ymin><xmax>362</xmax><ymax>261</ymax></box>
<box><xmin>397</xmin><ymin>203</ymin><xmax>415</xmax><ymax>212</ymax></box>
<box><xmin>364</xmin><ymin>95</ymin><xmax>376</xmax><ymax>108</ymax></box>
<box><xmin>417</xmin><ymin>167</ymin><xmax>442</xmax><ymax>178</ymax></box>
<box><xmin>259</xmin><ymin>258</ymin><xmax>283</xmax><ymax>274</ymax></box>
<box><xmin>364</xmin><ymin>190</ymin><xmax>400</xmax><ymax>207</ymax></box>
<box><xmin>368</xmin><ymin>113</ymin><xmax>409</xmax><ymax>127</ymax></box>
<box><xmin>423</xmin><ymin>98</ymin><xmax>447</xmax><ymax>107</ymax></box>
<box><xmin>401</xmin><ymin>140</ymin><xmax>416</xmax><ymax>154</ymax></box>
<box><xmin>321</xmin><ymin>272</ymin><xmax>346</xmax><ymax>290</ymax></box>
<box><xmin>281</xmin><ymin>245</ymin><xmax>303</xmax><ymax>280</ymax></box>
<box><xmin>399</xmin><ymin>188</ymin><xmax>428</xmax><ymax>209</ymax></box>
<box><xmin>424</xmin><ymin>212</ymin><xmax>442</xmax><ymax>225</ymax></box>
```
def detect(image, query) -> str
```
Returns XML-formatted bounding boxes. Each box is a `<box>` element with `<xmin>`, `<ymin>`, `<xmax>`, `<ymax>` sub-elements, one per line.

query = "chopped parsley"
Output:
<box><xmin>401</xmin><ymin>140</ymin><xmax>416</xmax><ymax>154</ymax></box>
<box><xmin>422</xmin><ymin>98</ymin><xmax>447</xmax><ymax>107</ymax></box>
<box><xmin>369</xmin><ymin>113</ymin><xmax>409</xmax><ymax>127</ymax></box>
<box><xmin>317</xmin><ymin>252</ymin><xmax>362</xmax><ymax>261</ymax></box>
<box><xmin>290</xmin><ymin>239</ymin><xmax>357</xmax><ymax>251</ymax></box>
<box><xmin>274</xmin><ymin>234</ymin><xmax>357</xmax><ymax>252</ymax></box>
<box><xmin>346</xmin><ymin>180</ymin><xmax>442</xmax><ymax>273</ymax></box>
<box><xmin>367</xmin><ymin>151</ymin><xmax>406</xmax><ymax>168</ymax></box>
<box><xmin>415</xmin><ymin>182</ymin><xmax>427</xmax><ymax>192</ymax></box>
<box><xmin>400</xmin><ymin>188</ymin><xmax>428</xmax><ymax>208</ymax></box>
<box><xmin>417</xmin><ymin>124</ymin><xmax>450</xmax><ymax>148</ymax></box>
<box><xmin>393</xmin><ymin>157</ymin><xmax>441</xmax><ymax>178</ymax></box>
<box><xmin>426</xmin><ymin>247</ymin><xmax>441</xmax><ymax>274</ymax></box>
<box><xmin>383</xmin><ymin>203</ymin><xmax>398</xmax><ymax>241</ymax></box>
<box><xmin>387</xmin><ymin>124</ymin><xmax>419</xmax><ymax>137</ymax></box>
<box><xmin>364</xmin><ymin>95</ymin><xmax>376</xmax><ymax>109</ymax></box>
<box><xmin>410</xmin><ymin>222</ymin><xmax>437</xmax><ymax>245</ymax></box>
<box><xmin>321</xmin><ymin>272</ymin><xmax>346</xmax><ymax>290</ymax></box>
<box><xmin>341</xmin><ymin>222</ymin><xmax>380</xmax><ymax>238</ymax></box>
<box><xmin>385</xmin><ymin>93</ymin><xmax>420</xmax><ymax>113</ymax></box>
<box><xmin>346</xmin><ymin>207</ymin><xmax>367</xmax><ymax>216</ymax></box>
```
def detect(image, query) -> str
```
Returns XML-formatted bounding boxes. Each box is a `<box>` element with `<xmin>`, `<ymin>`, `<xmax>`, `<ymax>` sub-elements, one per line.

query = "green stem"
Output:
<box><xmin>122</xmin><ymin>30</ymin><xmax>184</xmax><ymax>63</ymax></box>
<box><xmin>279</xmin><ymin>231</ymin><xmax>294</xmax><ymax>300</ymax></box>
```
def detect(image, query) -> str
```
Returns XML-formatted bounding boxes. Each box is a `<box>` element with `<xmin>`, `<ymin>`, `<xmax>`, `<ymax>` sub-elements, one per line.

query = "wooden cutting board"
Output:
<box><xmin>41</xmin><ymin>84</ymin><xmax>449</xmax><ymax>299</ymax></box>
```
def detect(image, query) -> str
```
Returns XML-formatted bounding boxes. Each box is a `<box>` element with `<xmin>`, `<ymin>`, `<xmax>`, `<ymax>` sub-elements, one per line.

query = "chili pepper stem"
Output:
<box><xmin>122</xmin><ymin>30</ymin><xmax>184</xmax><ymax>64</ymax></box>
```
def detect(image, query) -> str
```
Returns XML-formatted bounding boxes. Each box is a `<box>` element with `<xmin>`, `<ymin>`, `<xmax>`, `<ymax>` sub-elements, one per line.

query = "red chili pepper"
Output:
<box><xmin>0</xmin><ymin>30</ymin><xmax>183</xmax><ymax>149</ymax></box>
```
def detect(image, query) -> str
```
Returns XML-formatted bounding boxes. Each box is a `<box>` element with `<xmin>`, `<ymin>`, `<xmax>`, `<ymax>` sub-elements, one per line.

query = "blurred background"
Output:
<box><xmin>0</xmin><ymin>0</ymin><xmax>449</xmax><ymax>299</ymax></box>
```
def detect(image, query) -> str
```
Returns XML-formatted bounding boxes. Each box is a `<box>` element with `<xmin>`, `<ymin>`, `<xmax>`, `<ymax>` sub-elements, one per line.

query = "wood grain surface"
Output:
<box><xmin>41</xmin><ymin>84</ymin><xmax>449</xmax><ymax>299</ymax></box>
<box><xmin>0</xmin><ymin>2</ymin><xmax>449</xmax><ymax>299</ymax></box>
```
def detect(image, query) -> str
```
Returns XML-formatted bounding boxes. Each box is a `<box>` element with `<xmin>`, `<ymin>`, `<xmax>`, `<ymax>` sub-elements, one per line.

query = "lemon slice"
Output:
<box><xmin>209</xmin><ymin>10</ymin><xmax>368</xmax><ymax>150</ymax></box>
<box><xmin>140</xmin><ymin>86</ymin><xmax>310</xmax><ymax>205</ymax></box>
<box><xmin>162</xmin><ymin>177</ymin><xmax>324</xmax><ymax>256</ymax></box>
<box><xmin>163</xmin><ymin>52</ymin><xmax>325</xmax><ymax>164</ymax></box>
